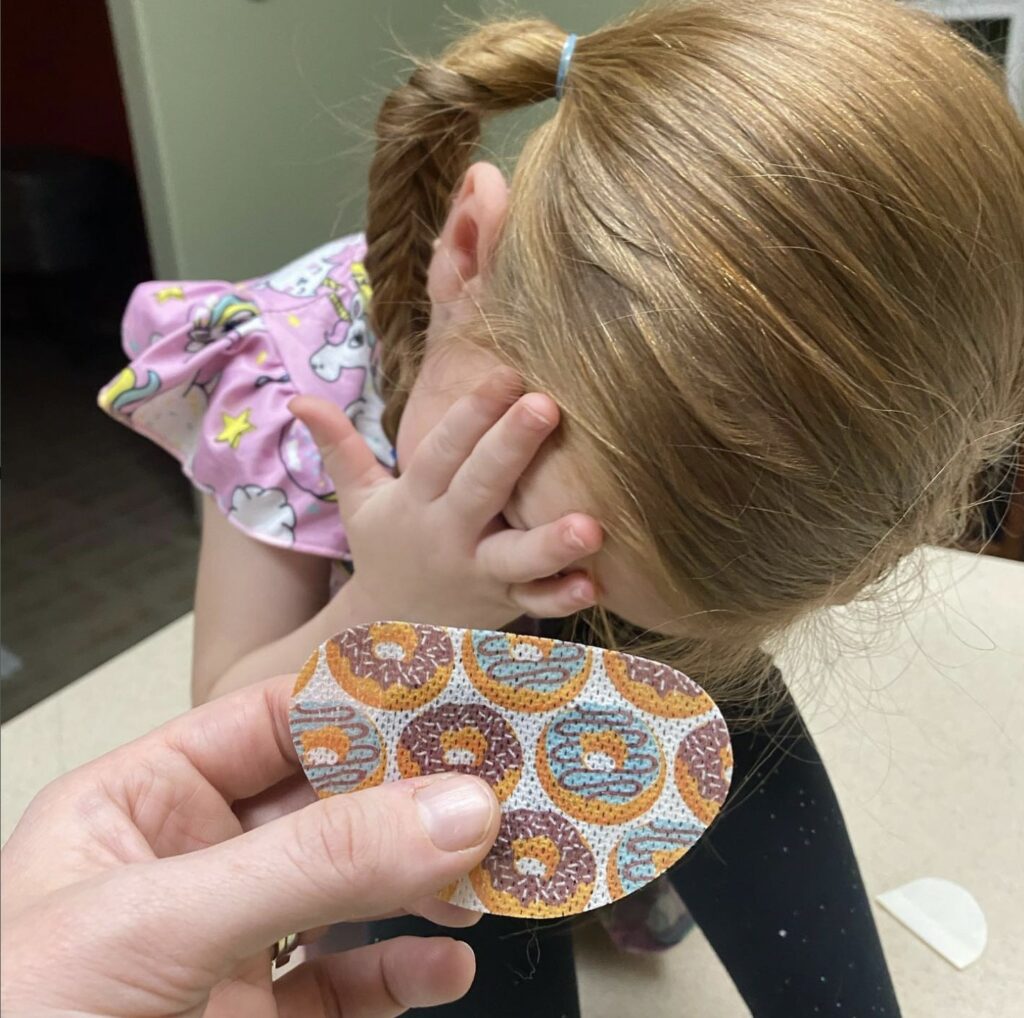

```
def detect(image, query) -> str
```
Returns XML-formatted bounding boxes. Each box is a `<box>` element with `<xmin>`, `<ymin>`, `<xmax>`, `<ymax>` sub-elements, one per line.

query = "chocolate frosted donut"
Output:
<box><xmin>398</xmin><ymin>703</ymin><xmax>524</xmax><ymax>801</ymax></box>
<box><xmin>605</xmin><ymin>651</ymin><xmax>714</xmax><ymax>719</ymax></box>
<box><xmin>606</xmin><ymin>818</ymin><xmax>703</xmax><ymax>901</ymax></box>
<box><xmin>674</xmin><ymin>717</ymin><xmax>733</xmax><ymax>824</ymax></box>
<box><xmin>327</xmin><ymin>622</ymin><xmax>454</xmax><ymax>710</ymax></box>
<box><xmin>462</xmin><ymin>630</ymin><xmax>591</xmax><ymax>712</ymax></box>
<box><xmin>538</xmin><ymin>704</ymin><xmax>665</xmax><ymax>825</ymax></box>
<box><xmin>470</xmin><ymin>808</ymin><xmax>596</xmax><ymax>918</ymax></box>
<box><xmin>290</xmin><ymin>701</ymin><xmax>386</xmax><ymax>797</ymax></box>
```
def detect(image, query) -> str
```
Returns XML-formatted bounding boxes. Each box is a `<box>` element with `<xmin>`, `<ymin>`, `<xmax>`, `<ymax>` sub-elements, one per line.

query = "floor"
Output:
<box><xmin>1</xmin><ymin>302</ymin><xmax>199</xmax><ymax>721</ymax></box>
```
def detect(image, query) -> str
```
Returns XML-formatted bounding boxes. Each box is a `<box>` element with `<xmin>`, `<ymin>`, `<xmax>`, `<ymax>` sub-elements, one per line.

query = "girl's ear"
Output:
<box><xmin>427</xmin><ymin>162</ymin><xmax>509</xmax><ymax>307</ymax></box>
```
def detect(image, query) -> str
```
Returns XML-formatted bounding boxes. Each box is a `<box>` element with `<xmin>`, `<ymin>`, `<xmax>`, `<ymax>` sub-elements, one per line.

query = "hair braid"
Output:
<box><xmin>364</xmin><ymin>19</ymin><xmax>569</xmax><ymax>441</ymax></box>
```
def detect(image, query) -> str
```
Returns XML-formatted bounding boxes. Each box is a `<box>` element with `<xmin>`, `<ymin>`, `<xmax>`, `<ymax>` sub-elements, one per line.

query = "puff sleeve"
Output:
<box><xmin>98</xmin><ymin>234</ymin><xmax>393</xmax><ymax>559</ymax></box>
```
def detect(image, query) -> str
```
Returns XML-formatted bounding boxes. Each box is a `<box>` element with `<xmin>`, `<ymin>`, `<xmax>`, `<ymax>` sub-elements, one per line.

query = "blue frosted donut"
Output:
<box><xmin>462</xmin><ymin>630</ymin><xmax>592</xmax><ymax>712</ymax></box>
<box><xmin>537</xmin><ymin>703</ymin><xmax>666</xmax><ymax>824</ymax></box>
<box><xmin>606</xmin><ymin>818</ymin><xmax>703</xmax><ymax>900</ymax></box>
<box><xmin>290</xmin><ymin>700</ymin><xmax>386</xmax><ymax>797</ymax></box>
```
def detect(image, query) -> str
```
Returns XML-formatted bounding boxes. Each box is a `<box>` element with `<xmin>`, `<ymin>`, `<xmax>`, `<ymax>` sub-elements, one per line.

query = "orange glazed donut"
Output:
<box><xmin>326</xmin><ymin>622</ymin><xmax>454</xmax><ymax>710</ymax></box>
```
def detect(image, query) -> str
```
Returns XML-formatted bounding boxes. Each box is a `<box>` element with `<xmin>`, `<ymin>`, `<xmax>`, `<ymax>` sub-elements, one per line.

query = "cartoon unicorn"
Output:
<box><xmin>186</xmin><ymin>294</ymin><xmax>261</xmax><ymax>352</ymax></box>
<box><xmin>256</xmin><ymin>237</ymin><xmax>353</xmax><ymax>302</ymax></box>
<box><xmin>99</xmin><ymin>367</ymin><xmax>160</xmax><ymax>413</ymax></box>
<box><xmin>99</xmin><ymin>366</ymin><xmax>216</xmax><ymax>466</ymax></box>
<box><xmin>309</xmin><ymin>302</ymin><xmax>391</xmax><ymax>465</ymax></box>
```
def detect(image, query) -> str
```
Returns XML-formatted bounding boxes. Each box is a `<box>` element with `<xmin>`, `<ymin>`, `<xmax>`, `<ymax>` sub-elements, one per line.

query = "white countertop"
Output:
<box><xmin>3</xmin><ymin>547</ymin><xmax>1022</xmax><ymax>1016</ymax></box>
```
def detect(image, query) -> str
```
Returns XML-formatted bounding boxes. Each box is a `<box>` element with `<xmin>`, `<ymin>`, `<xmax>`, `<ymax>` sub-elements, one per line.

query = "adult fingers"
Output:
<box><xmin>234</xmin><ymin>772</ymin><xmax>318</xmax><ymax>832</ymax></box>
<box><xmin>274</xmin><ymin>936</ymin><xmax>476</xmax><ymax>1018</ymax></box>
<box><xmin>400</xmin><ymin>368</ymin><xmax>522</xmax><ymax>500</ymax></box>
<box><xmin>407</xmin><ymin>895</ymin><xmax>483</xmax><ymax>928</ymax></box>
<box><xmin>34</xmin><ymin>675</ymin><xmax>301</xmax><ymax>841</ymax></box>
<box><xmin>148</xmin><ymin>674</ymin><xmax>301</xmax><ymax>805</ymax></box>
<box><xmin>445</xmin><ymin>394</ymin><xmax>559</xmax><ymax>529</ymax></box>
<box><xmin>124</xmin><ymin>774</ymin><xmax>499</xmax><ymax>971</ymax></box>
<box><xmin>510</xmin><ymin>572</ymin><xmax>597</xmax><ymax>618</ymax></box>
<box><xmin>290</xmin><ymin>396</ymin><xmax>392</xmax><ymax>518</ymax></box>
<box><xmin>478</xmin><ymin>513</ymin><xmax>603</xmax><ymax>583</ymax></box>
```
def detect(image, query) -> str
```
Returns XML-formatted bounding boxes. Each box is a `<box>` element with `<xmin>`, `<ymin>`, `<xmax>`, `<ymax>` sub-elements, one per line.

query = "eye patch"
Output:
<box><xmin>290</xmin><ymin>622</ymin><xmax>732</xmax><ymax>918</ymax></box>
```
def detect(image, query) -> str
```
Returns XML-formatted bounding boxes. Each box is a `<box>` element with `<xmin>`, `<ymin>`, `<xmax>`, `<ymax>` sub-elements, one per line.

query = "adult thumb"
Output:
<box><xmin>289</xmin><ymin>395</ymin><xmax>391</xmax><ymax>517</ymax></box>
<box><xmin>126</xmin><ymin>773</ymin><xmax>499</xmax><ymax>969</ymax></box>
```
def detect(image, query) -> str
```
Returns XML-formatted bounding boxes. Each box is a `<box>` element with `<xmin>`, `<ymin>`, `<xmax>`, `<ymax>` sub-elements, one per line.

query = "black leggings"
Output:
<box><xmin>370</xmin><ymin>686</ymin><xmax>900</xmax><ymax>1016</ymax></box>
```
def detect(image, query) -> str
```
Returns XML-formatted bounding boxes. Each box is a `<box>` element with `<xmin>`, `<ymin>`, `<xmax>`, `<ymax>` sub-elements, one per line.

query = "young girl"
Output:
<box><xmin>101</xmin><ymin>0</ymin><xmax>1024</xmax><ymax>1012</ymax></box>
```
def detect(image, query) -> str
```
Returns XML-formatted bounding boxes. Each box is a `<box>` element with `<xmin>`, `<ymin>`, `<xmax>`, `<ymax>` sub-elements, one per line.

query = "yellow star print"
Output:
<box><xmin>216</xmin><ymin>409</ymin><xmax>256</xmax><ymax>449</ymax></box>
<box><xmin>155</xmin><ymin>286</ymin><xmax>185</xmax><ymax>303</ymax></box>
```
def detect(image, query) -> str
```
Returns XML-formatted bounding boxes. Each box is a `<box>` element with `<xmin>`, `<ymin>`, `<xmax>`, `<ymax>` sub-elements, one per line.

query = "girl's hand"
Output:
<box><xmin>290</xmin><ymin>371</ymin><xmax>603</xmax><ymax>630</ymax></box>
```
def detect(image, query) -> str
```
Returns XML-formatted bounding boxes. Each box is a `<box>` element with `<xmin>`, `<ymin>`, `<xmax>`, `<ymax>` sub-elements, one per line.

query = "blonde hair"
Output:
<box><xmin>364</xmin><ymin>0</ymin><xmax>1024</xmax><ymax>702</ymax></box>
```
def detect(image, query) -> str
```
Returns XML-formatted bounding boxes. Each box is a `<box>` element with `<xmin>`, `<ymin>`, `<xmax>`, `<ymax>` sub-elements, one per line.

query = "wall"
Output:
<box><xmin>106</xmin><ymin>0</ymin><xmax>638</xmax><ymax>281</ymax></box>
<box><xmin>107</xmin><ymin>0</ymin><xmax>481</xmax><ymax>279</ymax></box>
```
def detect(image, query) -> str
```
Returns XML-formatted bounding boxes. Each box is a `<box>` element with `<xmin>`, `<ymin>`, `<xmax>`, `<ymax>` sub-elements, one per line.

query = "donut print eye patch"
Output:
<box><xmin>290</xmin><ymin>623</ymin><xmax>733</xmax><ymax>919</ymax></box>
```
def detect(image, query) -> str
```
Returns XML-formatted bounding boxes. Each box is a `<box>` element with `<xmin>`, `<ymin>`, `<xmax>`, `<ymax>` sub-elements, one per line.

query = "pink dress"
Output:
<box><xmin>98</xmin><ymin>234</ymin><xmax>393</xmax><ymax>563</ymax></box>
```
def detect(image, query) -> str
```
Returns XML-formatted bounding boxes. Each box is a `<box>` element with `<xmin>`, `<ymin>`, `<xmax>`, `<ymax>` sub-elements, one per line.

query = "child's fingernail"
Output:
<box><xmin>415</xmin><ymin>776</ymin><xmax>496</xmax><ymax>852</ymax></box>
<box><xmin>566</xmin><ymin>526</ymin><xmax>587</xmax><ymax>552</ymax></box>
<box><xmin>290</xmin><ymin>405</ymin><xmax>328</xmax><ymax>450</ymax></box>
<box><xmin>521</xmin><ymin>403</ymin><xmax>552</xmax><ymax>430</ymax></box>
<box><xmin>572</xmin><ymin>582</ymin><xmax>593</xmax><ymax>603</ymax></box>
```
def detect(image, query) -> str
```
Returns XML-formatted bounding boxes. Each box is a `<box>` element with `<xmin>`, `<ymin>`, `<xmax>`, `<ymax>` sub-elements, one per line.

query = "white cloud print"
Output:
<box><xmin>229</xmin><ymin>485</ymin><xmax>296</xmax><ymax>546</ymax></box>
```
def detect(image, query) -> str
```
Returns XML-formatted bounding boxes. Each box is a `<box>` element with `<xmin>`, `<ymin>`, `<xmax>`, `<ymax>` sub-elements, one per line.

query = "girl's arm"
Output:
<box><xmin>193</xmin><ymin>499</ymin><xmax>336</xmax><ymax>702</ymax></box>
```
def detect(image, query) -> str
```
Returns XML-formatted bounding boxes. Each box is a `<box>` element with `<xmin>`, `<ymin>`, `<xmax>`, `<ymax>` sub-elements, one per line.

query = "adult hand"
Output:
<box><xmin>291</xmin><ymin>370</ymin><xmax>603</xmax><ymax>631</ymax></box>
<box><xmin>0</xmin><ymin>675</ymin><xmax>500</xmax><ymax>1017</ymax></box>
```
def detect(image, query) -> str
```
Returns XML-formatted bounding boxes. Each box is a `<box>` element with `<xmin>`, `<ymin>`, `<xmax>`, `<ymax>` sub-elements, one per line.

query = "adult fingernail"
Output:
<box><xmin>415</xmin><ymin>776</ymin><xmax>496</xmax><ymax>851</ymax></box>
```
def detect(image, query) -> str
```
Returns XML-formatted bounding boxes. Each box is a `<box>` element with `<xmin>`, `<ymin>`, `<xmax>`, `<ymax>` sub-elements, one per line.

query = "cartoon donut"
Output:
<box><xmin>398</xmin><ymin>703</ymin><xmax>523</xmax><ymax>802</ymax></box>
<box><xmin>462</xmin><ymin>630</ymin><xmax>591</xmax><ymax>712</ymax></box>
<box><xmin>605</xmin><ymin>819</ymin><xmax>703</xmax><ymax>901</ymax></box>
<box><xmin>293</xmin><ymin>648</ymin><xmax>319</xmax><ymax>695</ymax></box>
<box><xmin>326</xmin><ymin>622</ymin><xmax>454</xmax><ymax>710</ymax></box>
<box><xmin>604</xmin><ymin>651</ymin><xmax>714</xmax><ymax>719</ymax></box>
<box><xmin>674</xmin><ymin>717</ymin><xmax>733</xmax><ymax>825</ymax></box>
<box><xmin>537</xmin><ymin>704</ymin><xmax>665</xmax><ymax>825</ymax></box>
<box><xmin>470</xmin><ymin>808</ymin><xmax>596</xmax><ymax>918</ymax></box>
<box><xmin>290</xmin><ymin>700</ymin><xmax>386</xmax><ymax>798</ymax></box>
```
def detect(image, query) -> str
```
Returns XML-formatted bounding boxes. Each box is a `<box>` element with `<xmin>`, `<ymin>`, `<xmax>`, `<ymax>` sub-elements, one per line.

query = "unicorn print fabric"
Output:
<box><xmin>98</xmin><ymin>234</ymin><xmax>393</xmax><ymax>561</ymax></box>
<box><xmin>290</xmin><ymin>623</ymin><xmax>734</xmax><ymax>918</ymax></box>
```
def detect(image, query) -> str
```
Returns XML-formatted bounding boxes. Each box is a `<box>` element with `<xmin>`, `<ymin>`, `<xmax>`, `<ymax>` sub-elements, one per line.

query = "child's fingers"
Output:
<box><xmin>402</xmin><ymin>369</ymin><xmax>522</xmax><ymax>500</ymax></box>
<box><xmin>445</xmin><ymin>394</ymin><xmax>559</xmax><ymax>528</ymax></box>
<box><xmin>478</xmin><ymin>513</ymin><xmax>603</xmax><ymax>584</ymax></box>
<box><xmin>509</xmin><ymin>571</ymin><xmax>597</xmax><ymax>618</ymax></box>
<box><xmin>289</xmin><ymin>396</ymin><xmax>391</xmax><ymax>518</ymax></box>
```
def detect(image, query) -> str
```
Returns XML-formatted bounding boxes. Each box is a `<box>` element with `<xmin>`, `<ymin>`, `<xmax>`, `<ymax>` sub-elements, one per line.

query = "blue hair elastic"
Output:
<box><xmin>555</xmin><ymin>33</ymin><xmax>577</xmax><ymax>101</ymax></box>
